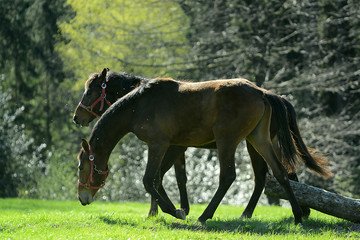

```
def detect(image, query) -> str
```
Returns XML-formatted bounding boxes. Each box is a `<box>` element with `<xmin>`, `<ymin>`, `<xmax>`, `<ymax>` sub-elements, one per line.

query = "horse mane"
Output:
<box><xmin>107</xmin><ymin>71</ymin><xmax>147</xmax><ymax>88</ymax></box>
<box><xmin>109</xmin><ymin>78</ymin><xmax>176</xmax><ymax>109</ymax></box>
<box><xmin>85</xmin><ymin>70</ymin><xmax>148</xmax><ymax>90</ymax></box>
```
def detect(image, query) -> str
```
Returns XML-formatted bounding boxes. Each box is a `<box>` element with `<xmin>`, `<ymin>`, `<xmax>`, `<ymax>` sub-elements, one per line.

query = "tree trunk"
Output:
<box><xmin>264</xmin><ymin>174</ymin><xmax>360</xmax><ymax>223</ymax></box>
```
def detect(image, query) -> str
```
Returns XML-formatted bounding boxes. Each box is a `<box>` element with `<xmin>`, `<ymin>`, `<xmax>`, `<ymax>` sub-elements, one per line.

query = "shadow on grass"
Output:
<box><xmin>98</xmin><ymin>215</ymin><xmax>138</xmax><ymax>227</ymax></box>
<box><xmin>195</xmin><ymin>217</ymin><xmax>359</xmax><ymax>235</ymax></box>
<box><xmin>99</xmin><ymin>214</ymin><xmax>360</xmax><ymax>236</ymax></box>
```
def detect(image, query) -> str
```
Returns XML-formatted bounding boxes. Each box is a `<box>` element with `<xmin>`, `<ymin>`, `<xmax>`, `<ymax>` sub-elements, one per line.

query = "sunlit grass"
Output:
<box><xmin>0</xmin><ymin>199</ymin><xmax>359</xmax><ymax>239</ymax></box>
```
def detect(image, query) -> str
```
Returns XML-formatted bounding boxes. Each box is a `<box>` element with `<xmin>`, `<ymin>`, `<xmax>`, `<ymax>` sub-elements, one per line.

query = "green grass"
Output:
<box><xmin>0</xmin><ymin>199</ymin><xmax>359</xmax><ymax>239</ymax></box>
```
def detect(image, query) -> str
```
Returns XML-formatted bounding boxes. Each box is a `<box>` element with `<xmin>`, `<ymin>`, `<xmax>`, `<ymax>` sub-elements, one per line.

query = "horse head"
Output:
<box><xmin>77</xmin><ymin>139</ymin><xmax>109</xmax><ymax>206</ymax></box>
<box><xmin>73</xmin><ymin>68</ymin><xmax>111</xmax><ymax>126</ymax></box>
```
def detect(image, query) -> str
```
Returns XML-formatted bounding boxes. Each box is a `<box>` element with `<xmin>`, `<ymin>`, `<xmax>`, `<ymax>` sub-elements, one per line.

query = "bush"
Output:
<box><xmin>36</xmin><ymin>150</ymin><xmax>78</xmax><ymax>200</ymax></box>
<box><xmin>0</xmin><ymin>82</ymin><xmax>46</xmax><ymax>198</ymax></box>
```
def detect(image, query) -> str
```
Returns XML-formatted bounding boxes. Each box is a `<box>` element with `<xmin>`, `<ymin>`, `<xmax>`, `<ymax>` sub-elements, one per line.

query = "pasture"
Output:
<box><xmin>1</xmin><ymin>199</ymin><xmax>359</xmax><ymax>239</ymax></box>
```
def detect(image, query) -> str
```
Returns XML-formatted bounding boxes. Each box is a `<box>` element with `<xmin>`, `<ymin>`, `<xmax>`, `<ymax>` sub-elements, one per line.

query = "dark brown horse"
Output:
<box><xmin>74</xmin><ymin>68</ymin><xmax>327</xmax><ymax>219</ymax></box>
<box><xmin>74</xmin><ymin>68</ymin><xmax>286</xmax><ymax>217</ymax></box>
<box><xmin>77</xmin><ymin>71</ymin><xmax>330</xmax><ymax>224</ymax></box>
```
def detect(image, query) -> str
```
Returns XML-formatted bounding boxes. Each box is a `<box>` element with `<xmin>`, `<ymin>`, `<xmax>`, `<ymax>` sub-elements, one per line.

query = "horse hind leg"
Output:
<box><xmin>272</xmin><ymin>135</ymin><xmax>311</xmax><ymax>218</ymax></box>
<box><xmin>246</xmin><ymin>104</ymin><xmax>303</xmax><ymax>224</ymax></box>
<box><xmin>174</xmin><ymin>153</ymin><xmax>190</xmax><ymax>215</ymax></box>
<box><xmin>240</xmin><ymin>140</ymin><xmax>268</xmax><ymax>219</ymax></box>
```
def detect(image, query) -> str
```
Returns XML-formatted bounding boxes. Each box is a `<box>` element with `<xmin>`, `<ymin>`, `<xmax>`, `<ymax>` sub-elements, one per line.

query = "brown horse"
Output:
<box><xmin>74</xmin><ymin>68</ymin><xmax>327</xmax><ymax>219</ymax></box>
<box><xmin>74</xmin><ymin>68</ymin><xmax>296</xmax><ymax>217</ymax></box>
<box><xmin>77</xmin><ymin>72</ymin><xmax>331</xmax><ymax>224</ymax></box>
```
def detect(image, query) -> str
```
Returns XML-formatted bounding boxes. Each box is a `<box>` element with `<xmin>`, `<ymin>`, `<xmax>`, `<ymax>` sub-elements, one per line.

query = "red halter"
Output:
<box><xmin>78</xmin><ymin>81</ymin><xmax>112</xmax><ymax>118</ymax></box>
<box><xmin>78</xmin><ymin>146</ymin><xmax>109</xmax><ymax>189</ymax></box>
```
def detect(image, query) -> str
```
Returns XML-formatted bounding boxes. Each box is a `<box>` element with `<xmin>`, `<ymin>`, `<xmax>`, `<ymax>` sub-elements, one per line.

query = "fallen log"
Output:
<box><xmin>264</xmin><ymin>174</ymin><xmax>360</xmax><ymax>223</ymax></box>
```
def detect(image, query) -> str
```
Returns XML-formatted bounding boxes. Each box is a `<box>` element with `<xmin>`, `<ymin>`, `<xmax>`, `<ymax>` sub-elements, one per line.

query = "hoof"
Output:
<box><xmin>239</xmin><ymin>215</ymin><xmax>249</xmax><ymax>220</ymax></box>
<box><xmin>197</xmin><ymin>217</ymin><xmax>206</xmax><ymax>226</ymax></box>
<box><xmin>239</xmin><ymin>212</ymin><xmax>252</xmax><ymax>219</ymax></box>
<box><xmin>147</xmin><ymin>212</ymin><xmax>158</xmax><ymax>218</ymax></box>
<box><xmin>295</xmin><ymin>218</ymin><xmax>303</xmax><ymax>225</ymax></box>
<box><xmin>147</xmin><ymin>209</ymin><xmax>158</xmax><ymax>218</ymax></box>
<box><xmin>176</xmin><ymin>209</ymin><xmax>186</xmax><ymax>220</ymax></box>
<box><xmin>301</xmin><ymin>207</ymin><xmax>311</xmax><ymax>218</ymax></box>
<box><xmin>194</xmin><ymin>220</ymin><xmax>205</xmax><ymax>229</ymax></box>
<box><xmin>184</xmin><ymin>208</ymin><xmax>190</xmax><ymax>216</ymax></box>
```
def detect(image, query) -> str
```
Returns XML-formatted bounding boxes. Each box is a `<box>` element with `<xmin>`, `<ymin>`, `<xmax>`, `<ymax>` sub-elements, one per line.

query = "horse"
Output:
<box><xmin>74</xmin><ymin>68</ymin><xmax>306</xmax><ymax>218</ymax></box>
<box><xmin>73</xmin><ymin>68</ymin><xmax>328</xmax><ymax>218</ymax></box>
<box><xmin>76</xmin><ymin>70</ymin><xmax>331</xmax><ymax>225</ymax></box>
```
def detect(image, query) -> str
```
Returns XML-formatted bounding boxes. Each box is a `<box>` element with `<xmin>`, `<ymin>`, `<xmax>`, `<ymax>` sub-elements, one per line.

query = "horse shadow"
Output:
<box><xmin>98</xmin><ymin>215</ymin><xmax>360</xmax><ymax>235</ymax></box>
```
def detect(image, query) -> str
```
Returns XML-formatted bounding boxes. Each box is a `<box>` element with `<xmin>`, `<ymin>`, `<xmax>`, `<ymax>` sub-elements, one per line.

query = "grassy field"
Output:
<box><xmin>0</xmin><ymin>199</ymin><xmax>359</xmax><ymax>239</ymax></box>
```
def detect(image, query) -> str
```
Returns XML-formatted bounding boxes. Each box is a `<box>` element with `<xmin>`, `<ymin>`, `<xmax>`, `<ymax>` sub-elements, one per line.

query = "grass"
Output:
<box><xmin>0</xmin><ymin>199</ymin><xmax>359</xmax><ymax>239</ymax></box>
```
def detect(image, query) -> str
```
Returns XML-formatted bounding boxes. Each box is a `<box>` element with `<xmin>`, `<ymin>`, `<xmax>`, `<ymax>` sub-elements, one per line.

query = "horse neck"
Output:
<box><xmin>89</xmin><ymin>106</ymin><xmax>133</xmax><ymax>161</ymax></box>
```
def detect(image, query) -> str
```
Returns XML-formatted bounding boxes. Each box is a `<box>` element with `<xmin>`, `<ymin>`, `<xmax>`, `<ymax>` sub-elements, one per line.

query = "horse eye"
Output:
<box><xmin>78</xmin><ymin>165</ymin><xmax>84</xmax><ymax>171</ymax></box>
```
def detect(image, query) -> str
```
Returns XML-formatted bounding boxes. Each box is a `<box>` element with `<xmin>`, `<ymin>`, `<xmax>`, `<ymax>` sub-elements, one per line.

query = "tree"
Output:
<box><xmin>177</xmin><ymin>0</ymin><xmax>360</xmax><ymax>197</ymax></box>
<box><xmin>265</xmin><ymin>174</ymin><xmax>360</xmax><ymax>223</ymax></box>
<box><xmin>0</xmin><ymin>83</ymin><xmax>45</xmax><ymax>197</ymax></box>
<box><xmin>57</xmin><ymin>0</ymin><xmax>190</xmax><ymax>87</ymax></box>
<box><xmin>0</xmin><ymin>0</ymin><xmax>71</xmax><ymax>147</ymax></box>
<box><xmin>0</xmin><ymin>0</ymin><xmax>83</xmax><ymax>198</ymax></box>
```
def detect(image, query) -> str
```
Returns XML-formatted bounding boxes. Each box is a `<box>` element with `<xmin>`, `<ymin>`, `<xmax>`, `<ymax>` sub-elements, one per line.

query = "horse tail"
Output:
<box><xmin>264</xmin><ymin>93</ymin><xmax>299</xmax><ymax>169</ymax></box>
<box><xmin>264</xmin><ymin>93</ymin><xmax>331</xmax><ymax>178</ymax></box>
<box><xmin>282</xmin><ymin>98</ymin><xmax>332</xmax><ymax>178</ymax></box>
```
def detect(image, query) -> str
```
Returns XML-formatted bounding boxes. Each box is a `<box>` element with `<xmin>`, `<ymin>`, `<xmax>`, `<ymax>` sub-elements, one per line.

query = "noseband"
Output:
<box><xmin>78</xmin><ymin>80</ymin><xmax>112</xmax><ymax>118</ymax></box>
<box><xmin>78</xmin><ymin>146</ymin><xmax>109</xmax><ymax>189</ymax></box>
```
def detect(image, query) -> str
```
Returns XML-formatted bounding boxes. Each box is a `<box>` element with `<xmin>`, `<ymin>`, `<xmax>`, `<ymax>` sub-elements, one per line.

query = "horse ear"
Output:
<box><xmin>100</xmin><ymin>68</ymin><xmax>109</xmax><ymax>80</ymax></box>
<box><xmin>81</xmin><ymin>139</ymin><xmax>89</xmax><ymax>153</ymax></box>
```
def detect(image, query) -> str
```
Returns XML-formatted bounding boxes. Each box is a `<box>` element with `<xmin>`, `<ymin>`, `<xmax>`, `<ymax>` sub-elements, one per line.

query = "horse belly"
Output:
<box><xmin>170</xmin><ymin>125</ymin><xmax>216</xmax><ymax>146</ymax></box>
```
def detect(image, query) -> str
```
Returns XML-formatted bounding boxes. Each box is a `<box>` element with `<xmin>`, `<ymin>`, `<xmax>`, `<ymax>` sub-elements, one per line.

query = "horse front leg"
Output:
<box><xmin>143</xmin><ymin>143</ymin><xmax>186</xmax><ymax>220</ymax></box>
<box><xmin>147</xmin><ymin>146</ymin><xmax>188</xmax><ymax>217</ymax></box>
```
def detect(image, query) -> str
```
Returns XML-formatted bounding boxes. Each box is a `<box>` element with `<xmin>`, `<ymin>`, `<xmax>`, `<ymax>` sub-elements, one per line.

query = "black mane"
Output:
<box><xmin>106</xmin><ymin>71</ymin><xmax>148</xmax><ymax>85</ymax></box>
<box><xmin>105</xmin><ymin>71</ymin><xmax>148</xmax><ymax>96</ymax></box>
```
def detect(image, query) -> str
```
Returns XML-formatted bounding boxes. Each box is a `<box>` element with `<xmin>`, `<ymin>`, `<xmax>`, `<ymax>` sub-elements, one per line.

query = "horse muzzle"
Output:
<box><xmin>73</xmin><ymin>115</ymin><xmax>90</xmax><ymax>127</ymax></box>
<box><xmin>78</xmin><ymin>190</ymin><xmax>94</xmax><ymax>206</ymax></box>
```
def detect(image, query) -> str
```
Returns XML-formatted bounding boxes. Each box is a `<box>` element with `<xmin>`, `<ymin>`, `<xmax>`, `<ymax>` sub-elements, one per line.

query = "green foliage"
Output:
<box><xmin>57</xmin><ymin>0</ymin><xmax>190</xmax><ymax>89</ymax></box>
<box><xmin>1</xmin><ymin>199</ymin><xmax>359</xmax><ymax>239</ymax></box>
<box><xmin>0</xmin><ymin>84</ymin><xmax>46</xmax><ymax>198</ymax></box>
<box><xmin>36</xmin><ymin>150</ymin><xmax>78</xmax><ymax>200</ymax></box>
<box><xmin>0</xmin><ymin>0</ymin><xmax>72</xmax><ymax>146</ymax></box>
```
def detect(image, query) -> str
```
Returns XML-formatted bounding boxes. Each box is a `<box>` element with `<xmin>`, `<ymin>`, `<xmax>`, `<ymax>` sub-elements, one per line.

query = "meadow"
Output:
<box><xmin>0</xmin><ymin>199</ymin><xmax>359</xmax><ymax>239</ymax></box>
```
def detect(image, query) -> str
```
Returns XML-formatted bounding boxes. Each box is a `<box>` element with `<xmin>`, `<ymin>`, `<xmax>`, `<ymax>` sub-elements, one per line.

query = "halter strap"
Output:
<box><xmin>78</xmin><ymin>145</ymin><xmax>109</xmax><ymax>189</ymax></box>
<box><xmin>78</xmin><ymin>80</ymin><xmax>112</xmax><ymax>118</ymax></box>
